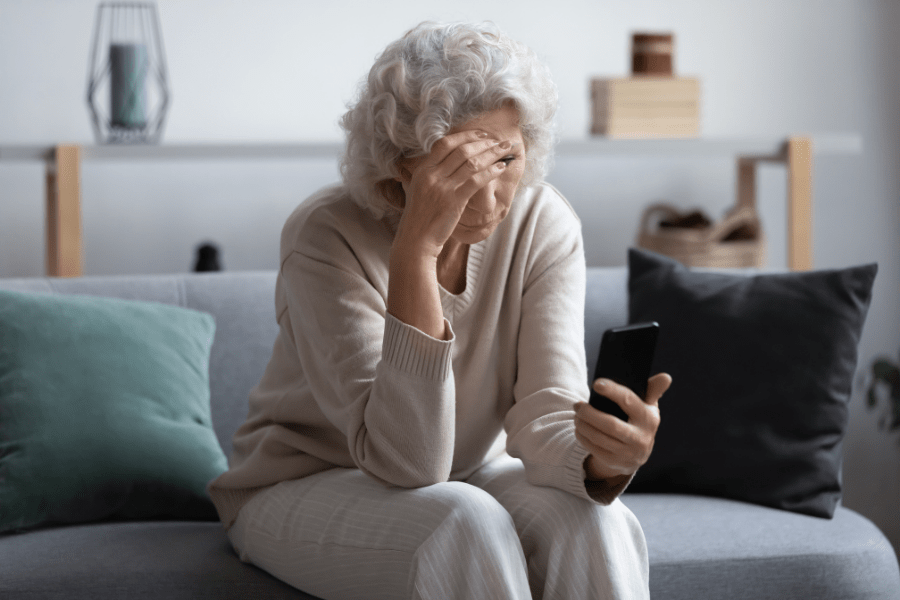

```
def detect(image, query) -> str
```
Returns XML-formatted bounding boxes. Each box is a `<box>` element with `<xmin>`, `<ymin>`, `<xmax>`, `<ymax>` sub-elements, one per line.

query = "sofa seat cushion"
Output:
<box><xmin>621</xmin><ymin>493</ymin><xmax>900</xmax><ymax>600</ymax></box>
<box><xmin>0</xmin><ymin>522</ymin><xmax>320</xmax><ymax>600</ymax></box>
<box><xmin>2</xmin><ymin>497</ymin><xmax>897</xmax><ymax>599</ymax></box>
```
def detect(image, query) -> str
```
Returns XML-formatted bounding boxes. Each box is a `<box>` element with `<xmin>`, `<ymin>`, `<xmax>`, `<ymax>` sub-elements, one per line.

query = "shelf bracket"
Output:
<box><xmin>787</xmin><ymin>136</ymin><xmax>813</xmax><ymax>271</ymax></box>
<box><xmin>46</xmin><ymin>145</ymin><xmax>83</xmax><ymax>277</ymax></box>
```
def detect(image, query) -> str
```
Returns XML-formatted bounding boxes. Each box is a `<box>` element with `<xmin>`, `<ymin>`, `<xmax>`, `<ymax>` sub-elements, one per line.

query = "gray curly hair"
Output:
<box><xmin>339</xmin><ymin>21</ymin><xmax>559</xmax><ymax>219</ymax></box>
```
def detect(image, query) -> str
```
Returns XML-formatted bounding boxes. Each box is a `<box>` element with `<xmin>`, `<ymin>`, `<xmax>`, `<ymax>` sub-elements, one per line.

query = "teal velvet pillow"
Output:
<box><xmin>0</xmin><ymin>289</ymin><xmax>228</xmax><ymax>534</ymax></box>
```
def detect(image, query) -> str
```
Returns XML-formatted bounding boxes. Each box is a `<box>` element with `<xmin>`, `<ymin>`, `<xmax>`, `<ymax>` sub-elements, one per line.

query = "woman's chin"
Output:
<box><xmin>454</xmin><ymin>221</ymin><xmax>497</xmax><ymax>244</ymax></box>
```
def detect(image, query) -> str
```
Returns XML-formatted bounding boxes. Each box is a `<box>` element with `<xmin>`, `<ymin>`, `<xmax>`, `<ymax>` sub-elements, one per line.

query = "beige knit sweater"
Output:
<box><xmin>207</xmin><ymin>181</ymin><xmax>632</xmax><ymax>530</ymax></box>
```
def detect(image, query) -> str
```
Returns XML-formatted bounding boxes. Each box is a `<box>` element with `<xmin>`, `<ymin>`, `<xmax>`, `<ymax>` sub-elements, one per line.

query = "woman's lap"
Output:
<box><xmin>228</xmin><ymin>456</ymin><xmax>530</xmax><ymax>599</ymax></box>
<box><xmin>231</xmin><ymin>459</ymin><xmax>514</xmax><ymax>552</ymax></box>
<box><xmin>467</xmin><ymin>454</ymin><xmax>649</xmax><ymax>599</ymax></box>
<box><xmin>228</xmin><ymin>453</ymin><xmax>647</xmax><ymax>600</ymax></box>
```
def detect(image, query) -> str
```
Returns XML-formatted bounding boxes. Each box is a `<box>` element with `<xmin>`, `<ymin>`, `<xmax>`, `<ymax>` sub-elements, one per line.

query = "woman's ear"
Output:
<box><xmin>394</xmin><ymin>161</ymin><xmax>412</xmax><ymax>184</ymax></box>
<box><xmin>376</xmin><ymin>179</ymin><xmax>406</xmax><ymax>210</ymax></box>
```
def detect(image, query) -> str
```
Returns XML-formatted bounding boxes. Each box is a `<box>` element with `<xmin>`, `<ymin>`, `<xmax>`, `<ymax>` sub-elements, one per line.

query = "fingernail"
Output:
<box><xmin>594</xmin><ymin>379</ymin><xmax>607</xmax><ymax>390</ymax></box>
<box><xmin>476</xmin><ymin>131</ymin><xmax>490</xmax><ymax>138</ymax></box>
<box><xmin>499</xmin><ymin>140</ymin><xmax>512</xmax><ymax>150</ymax></box>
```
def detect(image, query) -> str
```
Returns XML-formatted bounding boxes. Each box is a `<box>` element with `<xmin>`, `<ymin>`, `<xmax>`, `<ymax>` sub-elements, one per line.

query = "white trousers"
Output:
<box><xmin>227</xmin><ymin>453</ymin><xmax>649</xmax><ymax>600</ymax></box>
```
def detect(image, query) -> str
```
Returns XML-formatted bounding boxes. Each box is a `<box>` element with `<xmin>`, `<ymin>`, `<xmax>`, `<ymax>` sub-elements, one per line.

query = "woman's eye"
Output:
<box><xmin>498</xmin><ymin>156</ymin><xmax>515</xmax><ymax>166</ymax></box>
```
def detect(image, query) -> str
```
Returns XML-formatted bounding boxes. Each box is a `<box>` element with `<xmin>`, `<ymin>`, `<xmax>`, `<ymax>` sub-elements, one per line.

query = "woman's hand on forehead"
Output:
<box><xmin>394</xmin><ymin>129</ymin><xmax>517</xmax><ymax>258</ymax></box>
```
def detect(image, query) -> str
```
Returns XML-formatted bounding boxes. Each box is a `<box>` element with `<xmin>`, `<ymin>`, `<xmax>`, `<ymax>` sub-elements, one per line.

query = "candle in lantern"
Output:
<box><xmin>110</xmin><ymin>43</ymin><xmax>148</xmax><ymax>129</ymax></box>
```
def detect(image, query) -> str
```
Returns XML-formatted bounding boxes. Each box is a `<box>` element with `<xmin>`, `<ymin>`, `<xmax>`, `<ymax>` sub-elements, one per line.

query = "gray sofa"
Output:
<box><xmin>1</xmin><ymin>269</ymin><xmax>898</xmax><ymax>600</ymax></box>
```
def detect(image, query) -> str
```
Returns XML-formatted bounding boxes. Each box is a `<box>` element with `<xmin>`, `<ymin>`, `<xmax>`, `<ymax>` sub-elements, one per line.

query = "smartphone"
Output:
<box><xmin>588</xmin><ymin>322</ymin><xmax>660</xmax><ymax>422</ymax></box>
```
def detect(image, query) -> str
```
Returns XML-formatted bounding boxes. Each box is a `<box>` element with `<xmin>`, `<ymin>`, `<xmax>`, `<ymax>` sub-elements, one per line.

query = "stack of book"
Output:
<box><xmin>590</xmin><ymin>76</ymin><xmax>701</xmax><ymax>138</ymax></box>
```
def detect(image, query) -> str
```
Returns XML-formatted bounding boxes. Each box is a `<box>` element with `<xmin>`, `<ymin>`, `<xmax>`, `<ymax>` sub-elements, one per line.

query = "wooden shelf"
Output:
<box><xmin>0</xmin><ymin>143</ymin><xmax>343</xmax><ymax>162</ymax></box>
<box><xmin>0</xmin><ymin>134</ymin><xmax>862</xmax><ymax>277</ymax></box>
<box><xmin>0</xmin><ymin>133</ymin><xmax>861</xmax><ymax>162</ymax></box>
<box><xmin>557</xmin><ymin>133</ymin><xmax>861</xmax><ymax>158</ymax></box>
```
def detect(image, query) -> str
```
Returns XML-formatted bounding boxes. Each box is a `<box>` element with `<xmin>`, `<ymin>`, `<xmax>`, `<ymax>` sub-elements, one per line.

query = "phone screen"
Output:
<box><xmin>589</xmin><ymin>322</ymin><xmax>659</xmax><ymax>422</ymax></box>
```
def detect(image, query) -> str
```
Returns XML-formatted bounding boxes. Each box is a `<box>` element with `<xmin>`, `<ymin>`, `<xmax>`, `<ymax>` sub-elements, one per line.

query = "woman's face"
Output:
<box><xmin>401</xmin><ymin>103</ymin><xmax>527</xmax><ymax>246</ymax></box>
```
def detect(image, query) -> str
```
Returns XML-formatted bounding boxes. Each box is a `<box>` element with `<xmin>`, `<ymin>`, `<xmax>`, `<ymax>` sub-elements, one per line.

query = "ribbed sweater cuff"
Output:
<box><xmin>207</xmin><ymin>484</ymin><xmax>272</xmax><ymax>531</ymax></box>
<box><xmin>565</xmin><ymin>441</ymin><xmax>634</xmax><ymax>505</ymax></box>
<box><xmin>382</xmin><ymin>312</ymin><xmax>454</xmax><ymax>380</ymax></box>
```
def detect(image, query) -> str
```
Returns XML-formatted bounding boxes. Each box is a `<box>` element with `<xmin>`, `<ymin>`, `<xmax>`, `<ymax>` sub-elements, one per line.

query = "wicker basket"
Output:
<box><xmin>636</xmin><ymin>202</ymin><xmax>766</xmax><ymax>268</ymax></box>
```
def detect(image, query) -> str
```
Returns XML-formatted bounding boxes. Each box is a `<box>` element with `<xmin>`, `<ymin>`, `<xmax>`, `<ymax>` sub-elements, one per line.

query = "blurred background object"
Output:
<box><xmin>86</xmin><ymin>2</ymin><xmax>170</xmax><ymax>144</ymax></box>
<box><xmin>193</xmin><ymin>241</ymin><xmax>222</xmax><ymax>272</ymax></box>
<box><xmin>591</xmin><ymin>31</ymin><xmax>700</xmax><ymax>138</ymax></box>
<box><xmin>636</xmin><ymin>200</ymin><xmax>765</xmax><ymax>268</ymax></box>
<box><xmin>632</xmin><ymin>32</ymin><xmax>674</xmax><ymax>75</ymax></box>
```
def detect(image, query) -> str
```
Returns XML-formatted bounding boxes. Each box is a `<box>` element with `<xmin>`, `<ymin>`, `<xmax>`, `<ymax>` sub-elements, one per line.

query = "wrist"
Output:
<box><xmin>387</xmin><ymin>243</ymin><xmax>445</xmax><ymax>341</ymax></box>
<box><xmin>392</xmin><ymin>227</ymin><xmax>443</xmax><ymax>263</ymax></box>
<box><xmin>389</xmin><ymin>247</ymin><xmax>438</xmax><ymax>281</ymax></box>
<box><xmin>584</xmin><ymin>455</ymin><xmax>630</xmax><ymax>484</ymax></box>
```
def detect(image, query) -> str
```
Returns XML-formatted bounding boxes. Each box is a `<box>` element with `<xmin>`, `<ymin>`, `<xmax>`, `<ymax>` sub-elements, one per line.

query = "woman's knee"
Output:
<box><xmin>418</xmin><ymin>481</ymin><xmax>516</xmax><ymax>535</ymax></box>
<box><xmin>409</xmin><ymin>482</ymin><xmax>531</xmax><ymax>599</ymax></box>
<box><xmin>513</xmin><ymin>485</ymin><xmax>641</xmax><ymax>539</ymax></box>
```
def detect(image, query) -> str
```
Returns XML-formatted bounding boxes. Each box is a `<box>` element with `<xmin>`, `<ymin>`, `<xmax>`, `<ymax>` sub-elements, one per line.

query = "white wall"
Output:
<box><xmin>2</xmin><ymin>0</ymin><xmax>899</xmax><ymax>554</ymax></box>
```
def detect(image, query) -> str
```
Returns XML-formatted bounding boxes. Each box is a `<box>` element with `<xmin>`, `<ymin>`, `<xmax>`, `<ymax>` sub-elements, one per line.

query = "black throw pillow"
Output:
<box><xmin>627</xmin><ymin>247</ymin><xmax>877</xmax><ymax>518</ymax></box>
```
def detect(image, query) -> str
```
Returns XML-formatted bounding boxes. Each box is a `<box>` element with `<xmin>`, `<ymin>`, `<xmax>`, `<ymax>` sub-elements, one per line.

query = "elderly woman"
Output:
<box><xmin>208</xmin><ymin>20</ymin><xmax>671</xmax><ymax>600</ymax></box>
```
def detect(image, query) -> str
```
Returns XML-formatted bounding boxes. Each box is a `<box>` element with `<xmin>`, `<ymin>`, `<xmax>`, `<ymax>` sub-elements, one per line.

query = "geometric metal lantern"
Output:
<box><xmin>86</xmin><ymin>2</ymin><xmax>170</xmax><ymax>144</ymax></box>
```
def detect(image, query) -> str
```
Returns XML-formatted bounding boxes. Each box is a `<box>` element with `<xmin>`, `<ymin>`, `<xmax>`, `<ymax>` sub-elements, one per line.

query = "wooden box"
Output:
<box><xmin>591</xmin><ymin>76</ymin><xmax>701</xmax><ymax>138</ymax></box>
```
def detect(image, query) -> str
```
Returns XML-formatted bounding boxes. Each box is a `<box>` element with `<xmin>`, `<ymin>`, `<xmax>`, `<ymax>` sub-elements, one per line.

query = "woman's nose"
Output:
<box><xmin>467</xmin><ymin>180</ymin><xmax>496</xmax><ymax>215</ymax></box>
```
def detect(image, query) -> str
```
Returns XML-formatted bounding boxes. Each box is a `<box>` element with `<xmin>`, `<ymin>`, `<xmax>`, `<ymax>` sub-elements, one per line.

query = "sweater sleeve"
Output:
<box><xmin>281</xmin><ymin>249</ymin><xmax>457</xmax><ymax>488</ymax></box>
<box><xmin>503</xmin><ymin>191</ymin><xmax>632</xmax><ymax>505</ymax></box>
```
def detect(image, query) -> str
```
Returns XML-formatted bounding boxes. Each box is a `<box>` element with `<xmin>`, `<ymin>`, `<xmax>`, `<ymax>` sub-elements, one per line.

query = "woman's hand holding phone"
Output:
<box><xmin>574</xmin><ymin>373</ymin><xmax>672</xmax><ymax>481</ymax></box>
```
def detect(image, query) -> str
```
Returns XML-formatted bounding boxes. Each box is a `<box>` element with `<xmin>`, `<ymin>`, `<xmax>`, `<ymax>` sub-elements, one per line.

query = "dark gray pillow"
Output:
<box><xmin>626</xmin><ymin>248</ymin><xmax>877</xmax><ymax>518</ymax></box>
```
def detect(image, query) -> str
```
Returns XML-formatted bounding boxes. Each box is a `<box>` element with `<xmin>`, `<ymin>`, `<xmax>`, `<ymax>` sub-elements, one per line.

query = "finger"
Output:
<box><xmin>446</xmin><ymin>140</ymin><xmax>515</xmax><ymax>182</ymax></box>
<box><xmin>591</xmin><ymin>378</ymin><xmax>643</xmax><ymax>420</ymax></box>
<box><xmin>574</xmin><ymin>423</ymin><xmax>624</xmax><ymax>457</ymax></box>
<box><xmin>451</xmin><ymin>157</ymin><xmax>510</xmax><ymax>201</ymax></box>
<box><xmin>575</xmin><ymin>402</ymin><xmax>632</xmax><ymax>446</ymax></box>
<box><xmin>422</xmin><ymin>130</ymin><xmax>495</xmax><ymax>170</ymax></box>
<box><xmin>645</xmin><ymin>373</ymin><xmax>673</xmax><ymax>408</ymax></box>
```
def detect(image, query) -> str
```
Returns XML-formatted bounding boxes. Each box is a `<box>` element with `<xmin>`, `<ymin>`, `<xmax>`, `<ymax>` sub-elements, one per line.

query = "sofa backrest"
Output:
<box><xmin>0</xmin><ymin>268</ymin><xmax>629</xmax><ymax>457</ymax></box>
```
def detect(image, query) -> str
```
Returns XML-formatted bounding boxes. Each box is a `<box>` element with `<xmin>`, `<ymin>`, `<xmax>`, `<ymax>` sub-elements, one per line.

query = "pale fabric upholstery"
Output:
<box><xmin>0</xmin><ymin>270</ymin><xmax>897</xmax><ymax>599</ymax></box>
<box><xmin>623</xmin><ymin>493</ymin><xmax>900</xmax><ymax>600</ymax></box>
